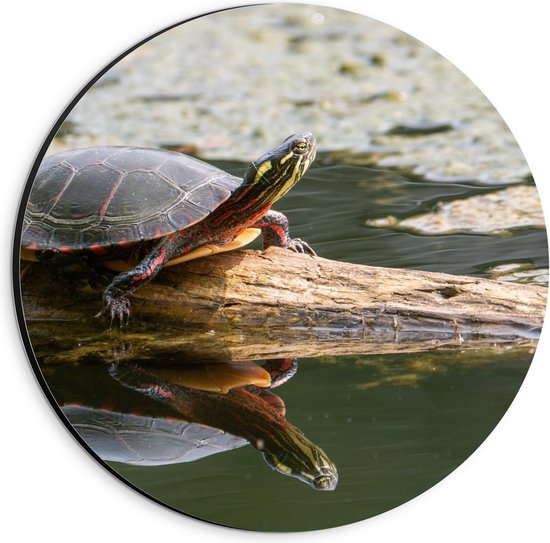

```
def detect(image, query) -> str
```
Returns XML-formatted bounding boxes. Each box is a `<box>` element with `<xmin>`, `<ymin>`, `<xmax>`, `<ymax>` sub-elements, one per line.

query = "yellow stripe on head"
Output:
<box><xmin>273</xmin><ymin>154</ymin><xmax>308</xmax><ymax>201</ymax></box>
<box><xmin>279</xmin><ymin>151</ymin><xmax>294</xmax><ymax>165</ymax></box>
<box><xmin>254</xmin><ymin>160</ymin><xmax>272</xmax><ymax>183</ymax></box>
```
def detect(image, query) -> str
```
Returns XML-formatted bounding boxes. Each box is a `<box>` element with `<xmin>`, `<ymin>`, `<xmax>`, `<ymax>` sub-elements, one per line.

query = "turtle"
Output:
<box><xmin>21</xmin><ymin>133</ymin><xmax>317</xmax><ymax>326</ymax></box>
<box><xmin>61</xmin><ymin>359</ymin><xmax>338</xmax><ymax>491</ymax></box>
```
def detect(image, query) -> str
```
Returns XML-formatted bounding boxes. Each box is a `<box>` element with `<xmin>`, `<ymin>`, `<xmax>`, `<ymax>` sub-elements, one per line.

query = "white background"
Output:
<box><xmin>3</xmin><ymin>1</ymin><xmax>549</xmax><ymax>541</ymax></box>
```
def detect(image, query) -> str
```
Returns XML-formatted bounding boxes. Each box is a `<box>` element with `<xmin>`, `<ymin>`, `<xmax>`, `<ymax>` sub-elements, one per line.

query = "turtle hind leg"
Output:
<box><xmin>97</xmin><ymin>232</ymin><xmax>187</xmax><ymax>328</ymax></box>
<box><xmin>252</xmin><ymin>210</ymin><xmax>316</xmax><ymax>256</ymax></box>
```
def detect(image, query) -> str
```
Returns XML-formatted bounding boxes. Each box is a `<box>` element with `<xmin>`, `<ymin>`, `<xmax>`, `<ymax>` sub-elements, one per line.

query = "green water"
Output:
<box><xmin>127</xmin><ymin>353</ymin><xmax>531</xmax><ymax>532</ymax></box>
<box><xmin>34</xmin><ymin>158</ymin><xmax>546</xmax><ymax>531</ymax></box>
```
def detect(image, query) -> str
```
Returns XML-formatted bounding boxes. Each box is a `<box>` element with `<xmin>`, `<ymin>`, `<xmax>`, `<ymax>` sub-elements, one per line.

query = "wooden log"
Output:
<box><xmin>19</xmin><ymin>247</ymin><xmax>546</xmax><ymax>363</ymax></box>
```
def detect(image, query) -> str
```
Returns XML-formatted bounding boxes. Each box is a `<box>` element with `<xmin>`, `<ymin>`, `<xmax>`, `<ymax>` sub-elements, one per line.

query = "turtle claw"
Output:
<box><xmin>96</xmin><ymin>296</ymin><xmax>131</xmax><ymax>329</ymax></box>
<box><xmin>288</xmin><ymin>238</ymin><xmax>316</xmax><ymax>256</ymax></box>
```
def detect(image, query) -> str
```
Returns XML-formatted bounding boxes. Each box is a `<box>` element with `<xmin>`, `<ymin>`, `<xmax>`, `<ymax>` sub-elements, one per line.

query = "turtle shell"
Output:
<box><xmin>22</xmin><ymin>146</ymin><xmax>242</xmax><ymax>251</ymax></box>
<box><xmin>63</xmin><ymin>404</ymin><xmax>247</xmax><ymax>466</ymax></box>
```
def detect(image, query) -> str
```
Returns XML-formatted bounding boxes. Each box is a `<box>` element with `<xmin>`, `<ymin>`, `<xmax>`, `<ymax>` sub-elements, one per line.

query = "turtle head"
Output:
<box><xmin>259</xmin><ymin>428</ymin><xmax>338</xmax><ymax>491</ymax></box>
<box><xmin>242</xmin><ymin>132</ymin><xmax>316</xmax><ymax>203</ymax></box>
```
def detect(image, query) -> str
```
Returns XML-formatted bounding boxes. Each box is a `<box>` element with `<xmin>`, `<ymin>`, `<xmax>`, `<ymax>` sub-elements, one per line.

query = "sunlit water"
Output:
<box><xmin>34</xmin><ymin>158</ymin><xmax>546</xmax><ymax>531</ymax></box>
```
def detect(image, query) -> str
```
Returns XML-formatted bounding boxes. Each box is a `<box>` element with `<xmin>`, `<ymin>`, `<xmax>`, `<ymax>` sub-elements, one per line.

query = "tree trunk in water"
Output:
<box><xmin>19</xmin><ymin>247</ymin><xmax>546</xmax><ymax>363</ymax></box>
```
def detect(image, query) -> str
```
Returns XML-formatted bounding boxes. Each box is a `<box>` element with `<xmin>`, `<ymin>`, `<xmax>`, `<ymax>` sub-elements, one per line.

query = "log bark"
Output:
<box><xmin>19</xmin><ymin>247</ymin><xmax>547</xmax><ymax>363</ymax></box>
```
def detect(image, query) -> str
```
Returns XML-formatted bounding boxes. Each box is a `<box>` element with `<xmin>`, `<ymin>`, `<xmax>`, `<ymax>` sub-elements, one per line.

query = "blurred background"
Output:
<box><xmin>50</xmin><ymin>4</ymin><xmax>528</xmax><ymax>184</ymax></box>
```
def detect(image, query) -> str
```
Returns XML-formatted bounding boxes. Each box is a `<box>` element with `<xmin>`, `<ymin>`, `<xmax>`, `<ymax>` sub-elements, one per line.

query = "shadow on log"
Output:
<box><xmin>19</xmin><ymin>247</ymin><xmax>547</xmax><ymax>363</ymax></box>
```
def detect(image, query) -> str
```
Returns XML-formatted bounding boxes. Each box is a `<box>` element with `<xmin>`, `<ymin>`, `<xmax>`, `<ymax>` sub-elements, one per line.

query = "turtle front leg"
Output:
<box><xmin>97</xmin><ymin>232</ymin><xmax>196</xmax><ymax>328</ymax></box>
<box><xmin>252</xmin><ymin>210</ymin><xmax>316</xmax><ymax>256</ymax></box>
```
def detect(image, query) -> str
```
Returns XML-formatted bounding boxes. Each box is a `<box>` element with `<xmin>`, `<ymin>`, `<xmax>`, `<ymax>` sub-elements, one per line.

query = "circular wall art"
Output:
<box><xmin>14</xmin><ymin>3</ymin><xmax>547</xmax><ymax>533</ymax></box>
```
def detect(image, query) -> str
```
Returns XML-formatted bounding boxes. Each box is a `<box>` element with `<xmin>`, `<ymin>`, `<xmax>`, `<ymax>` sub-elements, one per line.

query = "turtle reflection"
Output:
<box><xmin>63</xmin><ymin>359</ymin><xmax>338</xmax><ymax>491</ymax></box>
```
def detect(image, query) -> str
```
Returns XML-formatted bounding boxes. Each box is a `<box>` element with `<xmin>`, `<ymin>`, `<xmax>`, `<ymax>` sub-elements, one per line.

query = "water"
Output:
<box><xmin>27</xmin><ymin>158</ymin><xmax>546</xmax><ymax>531</ymax></box>
<box><xmin>223</xmin><ymin>157</ymin><xmax>546</xmax><ymax>276</ymax></box>
<box><xmin>43</xmin><ymin>349</ymin><xmax>531</xmax><ymax>531</ymax></box>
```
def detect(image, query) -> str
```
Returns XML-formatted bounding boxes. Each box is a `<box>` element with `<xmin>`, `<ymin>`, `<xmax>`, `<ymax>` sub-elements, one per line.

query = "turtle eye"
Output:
<box><xmin>293</xmin><ymin>141</ymin><xmax>308</xmax><ymax>153</ymax></box>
